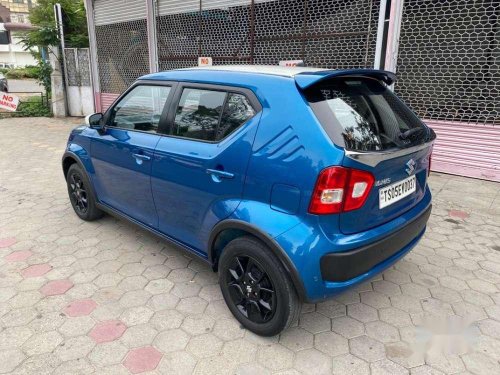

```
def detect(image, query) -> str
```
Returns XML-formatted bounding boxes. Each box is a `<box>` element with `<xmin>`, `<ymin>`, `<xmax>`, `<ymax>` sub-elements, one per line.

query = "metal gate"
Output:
<box><xmin>396</xmin><ymin>0</ymin><xmax>500</xmax><ymax>182</ymax></box>
<box><xmin>156</xmin><ymin>0</ymin><xmax>380</xmax><ymax>70</ymax></box>
<box><xmin>92</xmin><ymin>0</ymin><xmax>150</xmax><ymax>108</ymax></box>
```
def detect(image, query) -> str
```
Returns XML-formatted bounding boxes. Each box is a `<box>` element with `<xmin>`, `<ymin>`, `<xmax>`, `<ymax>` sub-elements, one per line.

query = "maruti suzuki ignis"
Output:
<box><xmin>63</xmin><ymin>66</ymin><xmax>435</xmax><ymax>336</ymax></box>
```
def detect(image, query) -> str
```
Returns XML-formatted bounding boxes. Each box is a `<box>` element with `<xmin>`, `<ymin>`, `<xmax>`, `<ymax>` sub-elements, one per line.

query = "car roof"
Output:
<box><xmin>139</xmin><ymin>65</ymin><xmax>396</xmax><ymax>89</ymax></box>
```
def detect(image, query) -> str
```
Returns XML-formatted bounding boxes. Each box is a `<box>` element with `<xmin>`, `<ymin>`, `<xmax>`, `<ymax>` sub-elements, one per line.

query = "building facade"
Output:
<box><xmin>84</xmin><ymin>0</ymin><xmax>500</xmax><ymax>182</ymax></box>
<box><xmin>0</xmin><ymin>0</ymin><xmax>37</xmax><ymax>68</ymax></box>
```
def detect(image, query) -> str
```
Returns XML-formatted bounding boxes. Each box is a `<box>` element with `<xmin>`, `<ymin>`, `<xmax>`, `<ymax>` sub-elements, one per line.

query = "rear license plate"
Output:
<box><xmin>379</xmin><ymin>175</ymin><xmax>416</xmax><ymax>209</ymax></box>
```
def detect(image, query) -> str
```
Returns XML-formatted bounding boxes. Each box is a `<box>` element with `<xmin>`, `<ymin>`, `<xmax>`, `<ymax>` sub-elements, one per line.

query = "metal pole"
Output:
<box><xmin>374</xmin><ymin>0</ymin><xmax>387</xmax><ymax>69</ymax></box>
<box><xmin>54</xmin><ymin>3</ymin><xmax>69</xmax><ymax>113</ymax></box>
<box><xmin>84</xmin><ymin>0</ymin><xmax>101</xmax><ymax>113</ymax></box>
<box><xmin>146</xmin><ymin>0</ymin><xmax>159</xmax><ymax>73</ymax></box>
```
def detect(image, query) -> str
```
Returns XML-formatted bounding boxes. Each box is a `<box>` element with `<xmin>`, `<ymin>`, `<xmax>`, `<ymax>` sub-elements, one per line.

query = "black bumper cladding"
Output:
<box><xmin>320</xmin><ymin>205</ymin><xmax>432</xmax><ymax>282</ymax></box>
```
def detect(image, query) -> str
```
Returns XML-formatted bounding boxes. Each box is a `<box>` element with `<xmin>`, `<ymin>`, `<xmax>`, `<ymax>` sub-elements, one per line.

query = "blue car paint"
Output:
<box><xmin>64</xmin><ymin>68</ymin><xmax>432</xmax><ymax>303</ymax></box>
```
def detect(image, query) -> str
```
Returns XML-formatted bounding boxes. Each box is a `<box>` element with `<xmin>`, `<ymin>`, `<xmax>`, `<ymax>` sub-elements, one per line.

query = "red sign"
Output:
<box><xmin>0</xmin><ymin>92</ymin><xmax>20</xmax><ymax>112</ymax></box>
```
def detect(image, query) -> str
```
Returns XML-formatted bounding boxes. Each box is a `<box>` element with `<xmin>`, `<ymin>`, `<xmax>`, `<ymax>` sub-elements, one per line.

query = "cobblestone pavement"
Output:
<box><xmin>1</xmin><ymin>117</ymin><xmax>500</xmax><ymax>375</ymax></box>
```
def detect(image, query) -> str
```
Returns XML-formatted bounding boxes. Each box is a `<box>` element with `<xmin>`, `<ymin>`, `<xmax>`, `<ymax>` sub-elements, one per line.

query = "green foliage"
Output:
<box><xmin>4</xmin><ymin>66</ymin><xmax>39</xmax><ymax>79</ymax></box>
<box><xmin>35</xmin><ymin>60</ymin><xmax>52</xmax><ymax>94</ymax></box>
<box><xmin>19</xmin><ymin>0</ymin><xmax>89</xmax><ymax>50</ymax></box>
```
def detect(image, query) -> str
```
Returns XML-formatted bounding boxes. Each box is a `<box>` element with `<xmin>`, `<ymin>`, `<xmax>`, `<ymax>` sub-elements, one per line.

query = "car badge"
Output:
<box><xmin>406</xmin><ymin>159</ymin><xmax>416</xmax><ymax>176</ymax></box>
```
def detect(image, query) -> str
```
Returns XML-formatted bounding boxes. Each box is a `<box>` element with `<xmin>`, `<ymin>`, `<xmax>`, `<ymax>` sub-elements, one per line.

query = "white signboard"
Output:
<box><xmin>0</xmin><ymin>92</ymin><xmax>20</xmax><ymax>112</ymax></box>
<box><xmin>198</xmin><ymin>57</ymin><xmax>213</xmax><ymax>67</ymax></box>
<box><xmin>279</xmin><ymin>60</ymin><xmax>304</xmax><ymax>67</ymax></box>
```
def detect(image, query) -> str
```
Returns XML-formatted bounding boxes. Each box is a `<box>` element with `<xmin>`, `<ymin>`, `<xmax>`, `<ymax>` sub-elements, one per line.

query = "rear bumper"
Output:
<box><xmin>320</xmin><ymin>204</ymin><xmax>432</xmax><ymax>282</ymax></box>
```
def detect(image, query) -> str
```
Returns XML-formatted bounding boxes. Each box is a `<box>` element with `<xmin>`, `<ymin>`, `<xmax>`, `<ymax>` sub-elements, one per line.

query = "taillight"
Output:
<box><xmin>308</xmin><ymin>166</ymin><xmax>374</xmax><ymax>215</ymax></box>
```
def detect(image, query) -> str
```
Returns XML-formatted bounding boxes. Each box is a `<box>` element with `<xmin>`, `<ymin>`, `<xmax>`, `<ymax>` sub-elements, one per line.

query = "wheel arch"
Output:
<box><xmin>62</xmin><ymin>151</ymin><xmax>98</xmax><ymax>199</ymax></box>
<box><xmin>208</xmin><ymin>220</ymin><xmax>307</xmax><ymax>302</ymax></box>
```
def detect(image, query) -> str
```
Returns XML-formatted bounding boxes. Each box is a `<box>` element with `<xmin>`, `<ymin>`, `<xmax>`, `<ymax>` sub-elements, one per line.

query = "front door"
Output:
<box><xmin>151</xmin><ymin>85</ymin><xmax>261</xmax><ymax>254</ymax></box>
<box><xmin>90</xmin><ymin>84</ymin><xmax>173</xmax><ymax>228</ymax></box>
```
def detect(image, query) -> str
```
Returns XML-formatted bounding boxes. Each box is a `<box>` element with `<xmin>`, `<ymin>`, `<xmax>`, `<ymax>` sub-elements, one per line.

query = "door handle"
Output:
<box><xmin>132</xmin><ymin>153</ymin><xmax>151</xmax><ymax>161</ymax></box>
<box><xmin>206</xmin><ymin>169</ymin><xmax>234</xmax><ymax>179</ymax></box>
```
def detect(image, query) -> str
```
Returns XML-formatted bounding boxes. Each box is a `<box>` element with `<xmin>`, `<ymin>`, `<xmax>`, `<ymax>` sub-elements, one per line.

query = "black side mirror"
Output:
<box><xmin>85</xmin><ymin>113</ymin><xmax>104</xmax><ymax>129</ymax></box>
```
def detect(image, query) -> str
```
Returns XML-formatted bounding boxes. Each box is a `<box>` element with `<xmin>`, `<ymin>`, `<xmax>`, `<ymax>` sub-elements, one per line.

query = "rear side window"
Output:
<box><xmin>173</xmin><ymin>88</ymin><xmax>256</xmax><ymax>142</ymax></box>
<box><xmin>216</xmin><ymin>93</ymin><xmax>256</xmax><ymax>141</ymax></box>
<box><xmin>306</xmin><ymin>78</ymin><xmax>429</xmax><ymax>151</ymax></box>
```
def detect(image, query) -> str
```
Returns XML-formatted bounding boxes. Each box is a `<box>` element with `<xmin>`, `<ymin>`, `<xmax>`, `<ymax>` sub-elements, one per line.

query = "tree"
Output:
<box><xmin>17</xmin><ymin>0</ymin><xmax>89</xmax><ymax>94</ymax></box>
<box><xmin>20</xmin><ymin>0</ymin><xmax>89</xmax><ymax>50</ymax></box>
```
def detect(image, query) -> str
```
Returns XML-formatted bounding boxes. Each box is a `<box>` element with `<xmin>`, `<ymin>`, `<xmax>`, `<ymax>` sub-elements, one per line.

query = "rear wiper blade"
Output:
<box><xmin>399</xmin><ymin>128</ymin><xmax>425</xmax><ymax>140</ymax></box>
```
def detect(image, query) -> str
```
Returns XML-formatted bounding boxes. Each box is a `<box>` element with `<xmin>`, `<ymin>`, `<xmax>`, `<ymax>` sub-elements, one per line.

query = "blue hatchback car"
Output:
<box><xmin>63</xmin><ymin>65</ymin><xmax>435</xmax><ymax>336</ymax></box>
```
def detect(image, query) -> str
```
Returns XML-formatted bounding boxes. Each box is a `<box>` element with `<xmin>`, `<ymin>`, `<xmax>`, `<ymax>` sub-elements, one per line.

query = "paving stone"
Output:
<box><xmin>349</xmin><ymin>335</ymin><xmax>386</xmax><ymax>362</ymax></box>
<box><xmin>120</xmin><ymin>306</ymin><xmax>154</xmax><ymax>326</ymax></box>
<box><xmin>64</xmin><ymin>299</ymin><xmax>98</xmax><ymax>317</ymax></box>
<box><xmin>4</xmin><ymin>250</ymin><xmax>32</xmax><ymax>262</ymax></box>
<box><xmin>144</xmin><ymin>278</ymin><xmax>174</xmax><ymax>295</ymax></box>
<box><xmin>181</xmin><ymin>314</ymin><xmax>215</xmax><ymax>336</ymax></box>
<box><xmin>299</xmin><ymin>312</ymin><xmax>331</xmax><ymax>333</ymax></box>
<box><xmin>120</xmin><ymin>323</ymin><xmax>158</xmax><ymax>348</ymax></box>
<box><xmin>89</xmin><ymin>341</ymin><xmax>128</xmax><ymax>366</ymax></box>
<box><xmin>40</xmin><ymin>279</ymin><xmax>74</xmax><ymax>296</ymax></box>
<box><xmin>220</xmin><ymin>338</ymin><xmax>257</xmax><ymax>364</ymax></box>
<box><xmin>55</xmin><ymin>335</ymin><xmax>96</xmax><ymax>361</ymax></box>
<box><xmin>0</xmin><ymin>349</ymin><xmax>25</xmax><ymax>374</ymax></box>
<box><xmin>150</xmin><ymin>309</ymin><xmax>184</xmax><ymax>331</ymax></box>
<box><xmin>314</xmin><ymin>331</ymin><xmax>349</xmax><ymax>356</ymax></box>
<box><xmin>0</xmin><ymin>326</ymin><xmax>33</xmax><ymax>350</ymax></box>
<box><xmin>187</xmin><ymin>333</ymin><xmax>223</xmax><ymax>358</ymax></box>
<box><xmin>22</xmin><ymin>330</ymin><xmax>63</xmax><ymax>356</ymax></box>
<box><xmin>89</xmin><ymin>320</ymin><xmax>127</xmax><ymax>343</ymax></box>
<box><xmin>59</xmin><ymin>316</ymin><xmax>95</xmax><ymax>337</ymax></box>
<box><xmin>371</xmin><ymin>359</ymin><xmax>409</xmax><ymax>375</ymax></box>
<box><xmin>154</xmin><ymin>329</ymin><xmax>190</xmax><ymax>353</ymax></box>
<box><xmin>331</xmin><ymin>353</ymin><xmax>370</xmax><ymax>375</ymax></box>
<box><xmin>331</xmin><ymin>315</ymin><xmax>365</xmax><ymax>338</ymax></box>
<box><xmin>123</xmin><ymin>346</ymin><xmax>162</xmax><ymax>374</ymax></box>
<box><xmin>21</xmin><ymin>263</ymin><xmax>52</xmax><ymax>278</ymax></box>
<box><xmin>366</xmin><ymin>321</ymin><xmax>400</xmax><ymax>343</ymax></box>
<box><xmin>213</xmin><ymin>317</ymin><xmax>245</xmax><ymax>341</ymax></box>
<box><xmin>157</xmin><ymin>350</ymin><xmax>197</xmax><ymax>374</ymax></box>
<box><xmin>347</xmin><ymin>303</ymin><xmax>379</xmax><ymax>323</ymax></box>
<box><xmin>257</xmin><ymin>343</ymin><xmax>294</xmax><ymax>371</ymax></box>
<box><xmin>294</xmin><ymin>348</ymin><xmax>331</xmax><ymax>375</ymax></box>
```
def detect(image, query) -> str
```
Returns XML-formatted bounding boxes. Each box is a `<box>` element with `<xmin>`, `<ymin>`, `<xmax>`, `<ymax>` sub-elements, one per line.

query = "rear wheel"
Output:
<box><xmin>66</xmin><ymin>163</ymin><xmax>103</xmax><ymax>221</ymax></box>
<box><xmin>218</xmin><ymin>236</ymin><xmax>300</xmax><ymax>336</ymax></box>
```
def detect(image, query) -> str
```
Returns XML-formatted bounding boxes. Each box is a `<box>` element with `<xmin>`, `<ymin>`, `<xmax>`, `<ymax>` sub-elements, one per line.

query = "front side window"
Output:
<box><xmin>111</xmin><ymin>85</ymin><xmax>171</xmax><ymax>132</ymax></box>
<box><xmin>174</xmin><ymin>88</ymin><xmax>256</xmax><ymax>141</ymax></box>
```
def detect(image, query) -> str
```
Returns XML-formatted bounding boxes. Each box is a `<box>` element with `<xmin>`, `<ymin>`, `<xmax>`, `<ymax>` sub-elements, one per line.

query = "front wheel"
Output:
<box><xmin>218</xmin><ymin>236</ymin><xmax>300</xmax><ymax>336</ymax></box>
<box><xmin>66</xmin><ymin>163</ymin><xmax>103</xmax><ymax>221</ymax></box>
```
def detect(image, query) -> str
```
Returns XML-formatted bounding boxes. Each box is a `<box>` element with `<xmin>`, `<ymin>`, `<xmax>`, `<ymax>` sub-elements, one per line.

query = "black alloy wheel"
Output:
<box><xmin>69</xmin><ymin>172</ymin><xmax>88</xmax><ymax>214</ymax></box>
<box><xmin>226</xmin><ymin>255</ymin><xmax>276</xmax><ymax>324</ymax></box>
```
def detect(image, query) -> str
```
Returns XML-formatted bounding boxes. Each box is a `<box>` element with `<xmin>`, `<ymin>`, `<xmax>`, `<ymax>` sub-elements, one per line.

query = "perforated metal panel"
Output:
<box><xmin>64</xmin><ymin>48</ymin><xmax>91</xmax><ymax>87</ymax></box>
<box><xmin>95</xmin><ymin>19</ymin><xmax>150</xmax><ymax>94</ymax></box>
<box><xmin>156</xmin><ymin>0</ymin><xmax>380</xmax><ymax>70</ymax></box>
<box><xmin>396</xmin><ymin>0</ymin><xmax>500</xmax><ymax>125</ymax></box>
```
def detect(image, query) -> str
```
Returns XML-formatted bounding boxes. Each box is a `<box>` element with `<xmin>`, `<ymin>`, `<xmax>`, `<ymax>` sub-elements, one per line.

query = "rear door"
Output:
<box><xmin>306</xmin><ymin>77</ymin><xmax>434</xmax><ymax>234</ymax></box>
<box><xmin>151</xmin><ymin>84</ymin><xmax>262</xmax><ymax>252</ymax></box>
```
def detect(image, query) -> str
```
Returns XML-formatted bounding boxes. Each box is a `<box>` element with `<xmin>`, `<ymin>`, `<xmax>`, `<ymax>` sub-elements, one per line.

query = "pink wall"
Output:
<box><xmin>426</xmin><ymin>120</ymin><xmax>500</xmax><ymax>183</ymax></box>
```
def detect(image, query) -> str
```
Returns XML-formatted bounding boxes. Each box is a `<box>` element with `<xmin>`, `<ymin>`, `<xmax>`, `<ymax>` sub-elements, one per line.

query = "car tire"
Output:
<box><xmin>66</xmin><ymin>163</ymin><xmax>103</xmax><ymax>221</ymax></box>
<box><xmin>218</xmin><ymin>235</ymin><xmax>301</xmax><ymax>336</ymax></box>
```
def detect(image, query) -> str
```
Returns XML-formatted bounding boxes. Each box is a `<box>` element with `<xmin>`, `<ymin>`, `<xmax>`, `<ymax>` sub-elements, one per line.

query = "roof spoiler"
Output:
<box><xmin>294</xmin><ymin>69</ymin><xmax>396</xmax><ymax>90</ymax></box>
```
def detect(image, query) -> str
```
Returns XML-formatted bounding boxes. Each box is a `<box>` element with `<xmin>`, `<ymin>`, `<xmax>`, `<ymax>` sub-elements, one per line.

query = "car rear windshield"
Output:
<box><xmin>306</xmin><ymin>78</ymin><xmax>430</xmax><ymax>151</ymax></box>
